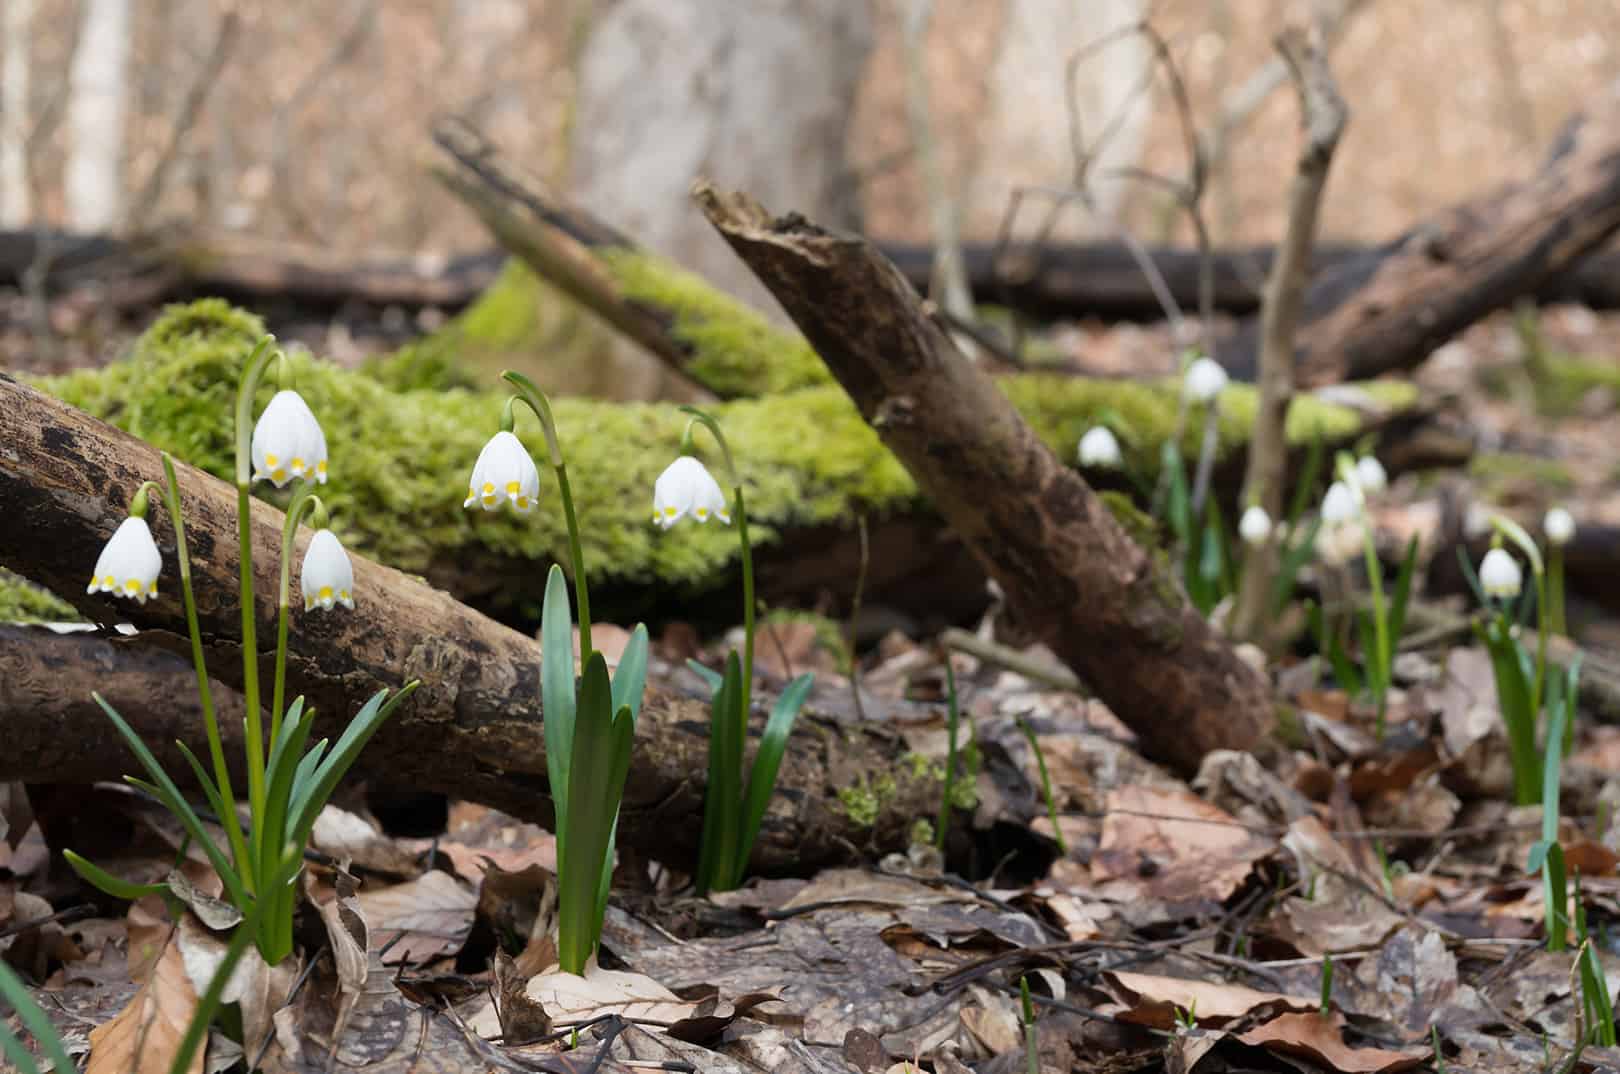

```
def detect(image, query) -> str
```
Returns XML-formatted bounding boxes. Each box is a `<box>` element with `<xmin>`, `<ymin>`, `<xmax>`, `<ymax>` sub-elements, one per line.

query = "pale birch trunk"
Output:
<box><xmin>966</xmin><ymin>0</ymin><xmax>1150</xmax><ymax>239</ymax></box>
<box><xmin>65</xmin><ymin>0</ymin><xmax>133</xmax><ymax>231</ymax></box>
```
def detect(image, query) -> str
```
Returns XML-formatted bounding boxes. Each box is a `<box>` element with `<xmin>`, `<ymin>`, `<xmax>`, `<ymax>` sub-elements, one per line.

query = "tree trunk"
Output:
<box><xmin>65</xmin><ymin>0</ymin><xmax>132</xmax><ymax>231</ymax></box>
<box><xmin>0</xmin><ymin>0</ymin><xmax>33</xmax><ymax>226</ymax></box>
<box><xmin>0</xmin><ymin>374</ymin><xmax>963</xmax><ymax>875</ymax></box>
<box><xmin>570</xmin><ymin>0</ymin><xmax>872</xmax><ymax>330</ymax></box>
<box><xmin>698</xmin><ymin>186</ymin><xmax>1278</xmax><ymax>778</ymax></box>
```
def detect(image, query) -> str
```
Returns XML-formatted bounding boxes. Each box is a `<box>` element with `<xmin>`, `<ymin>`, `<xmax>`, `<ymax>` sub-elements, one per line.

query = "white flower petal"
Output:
<box><xmin>88</xmin><ymin>516</ymin><xmax>162</xmax><ymax>604</ymax></box>
<box><xmin>1183</xmin><ymin>357</ymin><xmax>1229</xmax><ymax>403</ymax></box>
<box><xmin>301</xmin><ymin>529</ymin><xmax>356</xmax><ymax>613</ymax></box>
<box><xmin>464</xmin><ymin>431</ymin><xmax>541</xmax><ymax>514</ymax></box>
<box><xmin>252</xmin><ymin>390</ymin><xmax>328</xmax><ymax>488</ymax></box>
<box><xmin>1353</xmin><ymin>456</ymin><xmax>1387</xmax><ymax>496</ymax></box>
<box><xmin>654</xmin><ymin>456</ymin><xmax>730</xmax><ymax>528</ymax></box>
<box><xmin>1545</xmin><ymin>506</ymin><xmax>1575</xmax><ymax>546</ymax></box>
<box><xmin>1238</xmin><ymin>505</ymin><xmax>1272</xmax><ymax>546</ymax></box>
<box><xmin>1321</xmin><ymin>481</ymin><xmax>1360</xmax><ymax>525</ymax></box>
<box><xmin>1479</xmin><ymin>547</ymin><xmax>1523</xmax><ymax>601</ymax></box>
<box><xmin>1077</xmin><ymin>426</ymin><xmax>1122</xmax><ymax>469</ymax></box>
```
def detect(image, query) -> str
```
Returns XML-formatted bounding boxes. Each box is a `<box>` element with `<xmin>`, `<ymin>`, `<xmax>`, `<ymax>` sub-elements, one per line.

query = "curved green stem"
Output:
<box><xmin>1360</xmin><ymin>525</ymin><xmax>1390</xmax><ymax>739</ymax></box>
<box><xmin>1533</xmin><ymin>567</ymin><xmax>1550</xmax><ymax>730</ymax></box>
<box><xmin>161</xmin><ymin>454</ymin><xmax>253</xmax><ymax>886</ymax></box>
<box><xmin>736</xmin><ymin>485</ymin><xmax>755</xmax><ymax>725</ymax></box>
<box><xmin>233</xmin><ymin>336</ymin><xmax>278</xmax><ymax>867</ymax></box>
<box><xmin>1549</xmin><ymin>548</ymin><xmax>1567</xmax><ymax>637</ymax></box>
<box><xmin>501</xmin><ymin>370</ymin><xmax>591</xmax><ymax>661</ymax></box>
<box><xmin>272</xmin><ymin>486</ymin><xmax>323</xmax><ymax>754</ymax></box>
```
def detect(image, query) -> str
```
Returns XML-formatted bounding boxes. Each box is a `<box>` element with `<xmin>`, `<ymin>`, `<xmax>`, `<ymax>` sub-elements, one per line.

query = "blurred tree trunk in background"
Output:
<box><xmin>570</xmin><ymin>0</ymin><xmax>872</xmax><ymax>395</ymax></box>
<box><xmin>965</xmin><ymin>0</ymin><xmax>1148</xmax><ymax>240</ymax></box>
<box><xmin>65</xmin><ymin>0</ymin><xmax>130</xmax><ymax>231</ymax></box>
<box><xmin>1</xmin><ymin>0</ymin><xmax>33</xmax><ymax>225</ymax></box>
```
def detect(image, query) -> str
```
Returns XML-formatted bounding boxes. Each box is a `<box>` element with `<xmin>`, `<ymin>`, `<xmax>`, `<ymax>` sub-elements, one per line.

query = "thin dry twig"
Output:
<box><xmin>1231</xmin><ymin>26</ymin><xmax>1348</xmax><ymax>641</ymax></box>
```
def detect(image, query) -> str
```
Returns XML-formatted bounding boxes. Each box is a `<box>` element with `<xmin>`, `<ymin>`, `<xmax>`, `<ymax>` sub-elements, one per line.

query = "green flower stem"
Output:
<box><xmin>501</xmin><ymin>370</ymin><xmax>593</xmax><ymax>664</ymax></box>
<box><xmin>735</xmin><ymin>484</ymin><xmax>755</xmax><ymax>729</ymax></box>
<box><xmin>161</xmin><ymin>455</ymin><xmax>253</xmax><ymax>885</ymax></box>
<box><xmin>1361</xmin><ymin>524</ymin><xmax>1390</xmax><ymax>737</ymax></box>
<box><xmin>1550</xmin><ymin>547</ymin><xmax>1567</xmax><ymax>637</ymax></box>
<box><xmin>271</xmin><ymin>486</ymin><xmax>323</xmax><ymax>753</ymax></box>
<box><xmin>1532</xmin><ymin>566</ymin><xmax>1550</xmax><ymax>730</ymax></box>
<box><xmin>233</xmin><ymin>337</ymin><xmax>278</xmax><ymax>858</ymax></box>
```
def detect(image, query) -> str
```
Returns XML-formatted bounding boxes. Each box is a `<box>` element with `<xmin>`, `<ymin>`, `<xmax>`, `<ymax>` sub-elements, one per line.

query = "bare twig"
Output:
<box><xmin>1232</xmin><ymin>27</ymin><xmax>1348</xmax><ymax>642</ymax></box>
<box><xmin>940</xmin><ymin>627</ymin><xmax>1082</xmax><ymax>694</ymax></box>
<box><xmin>126</xmin><ymin>9</ymin><xmax>241</xmax><ymax>231</ymax></box>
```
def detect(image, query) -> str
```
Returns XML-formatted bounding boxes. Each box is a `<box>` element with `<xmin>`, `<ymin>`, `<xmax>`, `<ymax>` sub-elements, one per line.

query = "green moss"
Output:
<box><xmin>33</xmin><ymin>300</ymin><xmax>1415</xmax><ymax>595</ymax></box>
<box><xmin>1099</xmin><ymin>490</ymin><xmax>1160</xmax><ymax>548</ymax></box>
<box><xmin>603</xmin><ymin>249</ymin><xmax>827</xmax><ymax>397</ymax></box>
<box><xmin>1469</xmin><ymin>452</ymin><xmax>1575</xmax><ymax>495</ymax></box>
<box><xmin>836</xmin><ymin>773</ymin><xmax>897</xmax><ymax>828</ymax></box>
<box><xmin>0</xmin><ymin>570</ymin><xmax>82</xmax><ymax>624</ymax></box>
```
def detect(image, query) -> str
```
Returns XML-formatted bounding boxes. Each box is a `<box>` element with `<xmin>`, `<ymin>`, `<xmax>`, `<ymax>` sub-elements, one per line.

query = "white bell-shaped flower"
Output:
<box><xmin>1545</xmin><ymin>506</ymin><xmax>1576</xmax><ymax>547</ymax></box>
<box><xmin>251</xmin><ymin>390</ymin><xmax>328</xmax><ymax>488</ymax></box>
<box><xmin>1321</xmin><ymin>481</ymin><xmax>1361</xmax><ymax>525</ymax></box>
<box><xmin>1183</xmin><ymin>357</ymin><xmax>1229</xmax><ymax>403</ymax></box>
<box><xmin>463</xmin><ymin>431</ymin><xmax>541</xmax><ymax>514</ymax></box>
<box><xmin>1077</xmin><ymin>426</ymin><xmax>1122</xmax><ymax>469</ymax></box>
<box><xmin>1239</xmin><ymin>505</ymin><xmax>1272</xmax><ymax>546</ymax></box>
<box><xmin>301</xmin><ymin>529</ymin><xmax>355</xmax><ymax>612</ymax></box>
<box><xmin>1479</xmin><ymin>547</ymin><xmax>1523</xmax><ymax>601</ymax></box>
<box><xmin>87</xmin><ymin>516</ymin><xmax>162</xmax><ymax>603</ymax></box>
<box><xmin>1354</xmin><ymin>456</ymin><xmax>1388</xmax><ymax>496</ymax></box>
<box><xmin>653</xmin><ymin>456</ymin><xmax>730</xmax><ymax>529</ymax></box>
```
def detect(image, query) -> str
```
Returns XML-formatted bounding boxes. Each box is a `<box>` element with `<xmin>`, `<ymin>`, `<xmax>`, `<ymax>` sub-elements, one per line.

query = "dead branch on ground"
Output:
<box><xmin>697</xmin><ymin>185</ymin><xmax>1277</xmax><ymax>778</ymax></box>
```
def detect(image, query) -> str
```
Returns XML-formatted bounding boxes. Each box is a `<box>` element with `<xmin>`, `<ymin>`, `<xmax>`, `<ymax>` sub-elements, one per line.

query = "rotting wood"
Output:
<box><xmin>697</xmin><ymin>185</ymin><xmax>1277</xmax><ymax>778</ymax></box>
<box><xmin>0</xmin><ymin>373</ymin><xmax>965</xmax><ymax>875</ymax></box>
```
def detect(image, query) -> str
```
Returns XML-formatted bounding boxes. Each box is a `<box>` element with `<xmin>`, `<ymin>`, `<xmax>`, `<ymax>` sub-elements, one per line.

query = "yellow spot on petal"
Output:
<box><xmin>316</xmin><ymin>460</ymin><xmax>327</xmax><ymax>476</ymax></box>
<box><xmin>506</xmin><ymin>481</ymin><xmax>521</xmax><ymax>495</ymax></box>
<box><xmin>663</xmin><ymin>506</ymin><xmax>677</xmax><ymax>517</ymax></box>
<box><xmin>319</xmin><ymin>586</ymin><xmax>334</xmax><ymax>601</ymax></box>
<box><xmin>695</xmin><ymin>508</ymin><xmax>709</xmax><ymax>519</ymax></box>
<box><xmin>272</xmin><ymin>469</ymin><xmax>287</xmax><ymax>482</ymax></box>
<box><xmin>482</xmin><ymin>481</ymin><xmax>495</xmax><ymax>494</ymax></box>
<box><xmin>124</xmin><ymin>578</ymin><xmax>141</xmax><ymax>593</ymax></box>
<box><xmin>516</xmin><ymin>496</ymin><xmax>530</xmax><ymax>509</ymax></box>
<box><xmin>265</xmin><ymin>453</ymin><xmax>279</xmax><ymax>467</ymax></box>
<box><xmin>147</xmin><ymin>581</ymin><xmax>157</xmax><ymax>594</ymax></box>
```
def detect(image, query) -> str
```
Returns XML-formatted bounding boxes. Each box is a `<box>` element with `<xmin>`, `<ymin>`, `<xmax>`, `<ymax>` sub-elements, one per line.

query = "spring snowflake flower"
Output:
<box><xmin>251</xmin><ymin>390</ymin><xmax>328</xmax><ymax>487</ymax></box>
<box><xmin>301</xmin><ymin>529</ymin><xmax>355</xmax><ymax>612</ymax></box>
<box><xmin>1321</xmin><ymin>481</ymin><xmax>1361</xmax><ymax>525</ymax></box>
<box><xmin>87</xmin><ymin>516</ymin><xmax>162</xmax><ymax>603</ymax></box>
<box><xmin>1354</xmin><ymin>456</ymin><xmax>1388</xmax><ymax>496</ymax></box>
<box><xmin>1239</xmin><ymin>505</ymin><xmax>1272</xmax><ymax>546</ymax></box>
<box><xmin>653</xmin><ymin>456</ymin><xmax>730</xmax><ymax>529</ymax></box>
<box><xmin>1077</xmin><ymin>426</ymin><xmax>1122</xmax><ymax>469</ymax></box>
<box><xmin>1479</xmin><ymin>547</ymin><xmax>1523</xmax><ymax>601</ymax></box>
<box><xmin>1545</xmin><ymin>506</ymin><xmax>1576</xmax><ymax>546</ymax></box>
<box><xmin>1183</xmin><ymin>357</ymin><xmax>1229</xmax><ymax>403</ymax></box>
<box><xmin>464</xmin><ymin>431</ymin><xmax>541</xmax><ymax>514</ymax></box>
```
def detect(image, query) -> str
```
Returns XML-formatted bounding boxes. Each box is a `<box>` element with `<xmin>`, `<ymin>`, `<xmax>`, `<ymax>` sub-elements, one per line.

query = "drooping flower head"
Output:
<box><xmin>1183</xmin><ymin>357</ymin><xmax>1229</xmax><ymax>404</ymax></box>
<box><xmin>1545</xmin><ymin>506</ymin><xmax>1576</xmax><ymax>547</ymax></box>
<box><xmin>653</xmin><ymin>455</ymin><xmax>730</xmax><ymax>529</ymax></box>
<box><xmin>251</xmin><ymin>389</ymin><xmax>328</xmax><ymax>488</ymax></box>
<box><xmin>301</xmin><ymin>529</ymin><xmax>355</xmax><ymax>612</ymax></box>
<box><xmin>1321</xmin><ymin>481</ymin><xmax>1361</xmax><ymax>525</ymax></box>
<box><xmin>1353</xmin><ymin>455</ymin><xmax>1388</xmax><ymax>496</ymax></box>
<box><xmin>87</xmin><ymin>515</ymin><xmax>162</xmax><ymax>604</ymax></box>
<box><xmin>1239</xmin><ymin>505</ymin><xmax>1272</xmax><ymax>546</ymax></box>
<box><xmin>1479</xmin><ymin>547</ymin><xmax>1523</xmax><ymax>601</ymax></box>
<box><xmin>1077</xmin><ymin>426</ymin><xmax>1122</xmax><ymax>469</ymax></box>
<box><xmin>464</xmin><ymin>430</ymin><xmax>541</xmax><ymax>514</ymax></box>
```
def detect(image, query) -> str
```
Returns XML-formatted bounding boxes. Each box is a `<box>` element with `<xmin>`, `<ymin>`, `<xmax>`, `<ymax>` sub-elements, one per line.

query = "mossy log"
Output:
<box><xmin>0</xmin><ymin>379</ymin><xmax>953</xmax><ymax>874</ymax></box>
<box><xmin>25</xmin><ymin>300</ymin><xmax>1419</xmax><ymax>623</ymax></box>
<box><xmin>697</xmin><ymin>186</ymin><xmax>1275</xmax><ymax>778</ymax></box>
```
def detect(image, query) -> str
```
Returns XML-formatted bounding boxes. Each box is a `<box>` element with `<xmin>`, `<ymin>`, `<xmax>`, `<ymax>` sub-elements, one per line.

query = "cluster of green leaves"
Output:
<box><xmin>1308</xmin><ymin>533</ymin><xmax>1419</xmax><ymax>738</ymax></box>
<box><xmin>689</xmin><ymin>657</ymin><xmax>813</xmax><ymax>893</ymax></box>
<box><xmin>542</xmin><ymin>566</ymin><xmax>647</xmax><ymax>974</ymax></box>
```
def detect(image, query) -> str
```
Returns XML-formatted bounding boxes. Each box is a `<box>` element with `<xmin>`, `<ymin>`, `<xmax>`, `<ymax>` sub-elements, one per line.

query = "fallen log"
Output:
<box><xmin>0</xmin><ymin>373</ymin><xmax>954</xmax><ymax>874</ymax></box>
<box><xmin>1224</xmin><ymin>75</ymin><xmax>1620</xmax><ymax>385</ymax></box>
<box><xmin>698</xmin><ymin>186</ymin><xmax>1277</xmax><ymax>777</ymax></box>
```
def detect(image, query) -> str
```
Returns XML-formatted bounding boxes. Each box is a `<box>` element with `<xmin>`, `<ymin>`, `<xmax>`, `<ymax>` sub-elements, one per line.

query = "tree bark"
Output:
<box><xmin>1223</xmin><ymin>75</ymin><xmax>1620</xmax><ymax>386</ymax></box>
<box><xmin>0</xmin><ymin>374</ymin><xmax>955</xmax><ymax>874</ymax></box>
<box><xmin>697</xmin><ymin>186</ymin><xmax>1277</xmax><ymax>778</ymax></box>
<box><xmin>64</xmin><ymin>0</ymin><xmax>131</xmax><ymax>231</ymax></box>
<box><xmin>1231</xmin><ymin>30</ymin><xmax>1346</xmax><ymax>641</ymax></box>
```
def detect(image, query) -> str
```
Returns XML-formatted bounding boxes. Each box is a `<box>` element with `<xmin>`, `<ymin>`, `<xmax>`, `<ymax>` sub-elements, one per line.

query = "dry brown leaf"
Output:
<box><xmin>1104</xmin><ymin>970</ymin><xmax>1315</xmax><ymax>1029</ymax></box>
<box><xmin>175</xmin><ymin>913</ymin><xmax>294</xmax><ymax>1062</ymax></box>
<box><xmin>1091</xmin><ymin>785</ymin><xmax>1273</xmax><ymax>904</ymax></box>
<box><xmin>466</xmin><ymin>957</ymin><xmax>697</xmax><ymax>1040</ymax></box>
<box><xmin>1238</xmin><ymin>1011</ymin><xmax>1429</xmax><ymax>1073</ymax></box>
<box><xmin>354</xmin><ymin>868</ymin><xmax>475</xmax><ymax>964</ymax></box>
<box><xmin>86</xmin><ymin>922</ymin><xmax>201</xmax><ymax>1074</ymax></box>
<box><xmin>779</xmin><ymin>868</ymin><xmax>971</xmax><ymax>912</ymax></box>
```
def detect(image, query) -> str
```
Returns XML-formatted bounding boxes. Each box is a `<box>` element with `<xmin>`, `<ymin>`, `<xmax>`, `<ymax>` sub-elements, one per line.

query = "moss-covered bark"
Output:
<box><xmin>26</xmin><ymin>300</ymin><xmax>1414</xmax><ymax>598</ymax></box>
